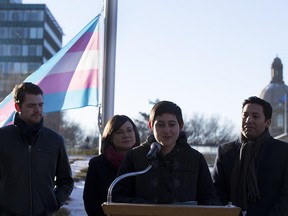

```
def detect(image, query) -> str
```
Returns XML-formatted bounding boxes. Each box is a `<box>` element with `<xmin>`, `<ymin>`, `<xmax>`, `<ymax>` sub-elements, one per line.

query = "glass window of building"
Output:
<box><xmin>0</xmin><ymin>62</ymin><xmax>5</xmax><ymax>74</ymax></box>
<box><xmin>23</xmin><ymin>10</ymin><xmax>44</xmax><ymax>21</ymax></box>
<box><xmin>9</xmin><ymin>0</ymin><xmax>22</xmax><ymax>3</ymax></box>
<box><xmin>8</xmin><ymin>62</ymin><xmax>15</xmax><ymax>73</ymax></box>
<box><xmin>0</xmin><ymin>11</ymin><xmax>8</xmax><ymax>21</ymax></box>
<box><xmin>0</xmin><ymin>27</ymin><xmax>8</xmax><ymax>38</ymax></box>
<box><xmin>0</xmin><ymin>45</ymin><xmax>8</xmax><ymax>55</ymax></box>
<box><xmin>21</xmin><ymin>62</ymin><xmax>29</xmax><ymax>74</ymax></box>
<box><xmin>27</xmin><ymin>45</ymin><xmax>42</xmax><ymax>56</ymax></box>
<box><xmin>28</xmin><ymin>45</ymin><xmax>37</xmax><ymax>56</ymax></box>
<box><xmin>9</xmin><ymin>10</ymin><xmax>23</xmax><ymax>21</ymax></box>
<box><xmin>14</xmin><ymin>62</ymin><xmax>21</xmax><ymax>74</ymax></box>
<box><xmin>22</xmin><ymin>45</ymin><xmax>28</xmax><ymax>56</ymax></box>
<box><xmin>10</xmin><ymin>45</ymin><xmax>21</xmax><ymax>56</ymax></box>
<box><xmin>30</xmin><ymin>27</ymin><xmax>43</xmax><ymax>39</ymax></box>
<box><xmin>10</xmin><ymin>28</ymin><xmax>26</xmax><ymax>39</ymax></box>
<box><xmin>36</xmin><ymin>45</ymin><xmax>42</xmax><ymax>56</ymax></box>
<box><xmin>31</xmin><ymin>10</ymin><xmax>44</xmax><ymax>21</ymax></box>
<box><xmin>28</xmin><ymin>62</ymin><xmax>41</xmax><ymax>73</ymax></box>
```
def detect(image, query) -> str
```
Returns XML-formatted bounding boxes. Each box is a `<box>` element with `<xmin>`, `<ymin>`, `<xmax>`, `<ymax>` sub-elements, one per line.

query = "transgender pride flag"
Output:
<box><xmin>0</xmin><ymin>14</ymin><xmax>101</xmax><ymax>127</ymax></box>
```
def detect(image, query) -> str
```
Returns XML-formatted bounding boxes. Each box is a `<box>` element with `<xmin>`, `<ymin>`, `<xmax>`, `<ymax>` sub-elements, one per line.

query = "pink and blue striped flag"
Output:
<box><xmin>0</xmin><ymin>15</ymin><xmax>101</xmax><ymax>127</ymax></box>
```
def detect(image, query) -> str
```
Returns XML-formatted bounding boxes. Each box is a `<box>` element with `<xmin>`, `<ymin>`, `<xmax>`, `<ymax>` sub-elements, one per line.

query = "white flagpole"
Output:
<box><xmin>99</xmin><ymin>0</ymin><xmax>118</xmax><ymax>154</ymax></box>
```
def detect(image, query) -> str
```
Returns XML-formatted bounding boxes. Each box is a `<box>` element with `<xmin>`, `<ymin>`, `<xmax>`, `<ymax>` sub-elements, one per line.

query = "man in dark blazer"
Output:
<box><xmin>212</xmin><ymin>96</ymin><xmax>288</xmax><ymax>216</ymax></box>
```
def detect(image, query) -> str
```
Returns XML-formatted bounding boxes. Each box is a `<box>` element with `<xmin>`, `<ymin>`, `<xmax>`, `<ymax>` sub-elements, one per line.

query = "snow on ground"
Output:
<box><xmin>63</xmin><ymin>180</ymin><xmax>87</xmax><ymax>216</ymax></box>
<box><xmin>63</xmin><ymin>156</ymin><xmax>91</xmax><ymax>216</ymax></box>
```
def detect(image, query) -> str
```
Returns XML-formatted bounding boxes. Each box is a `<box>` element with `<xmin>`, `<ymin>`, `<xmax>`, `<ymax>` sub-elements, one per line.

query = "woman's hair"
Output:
<box><xmin>149</xmin><ymin>101</ymin><xmax>184</xmax><ymax>128</ymax></box>
<box><xmin>100</xmin><ymin>115</ymin><xmax>140</xmax><ymax>154</ymax></box>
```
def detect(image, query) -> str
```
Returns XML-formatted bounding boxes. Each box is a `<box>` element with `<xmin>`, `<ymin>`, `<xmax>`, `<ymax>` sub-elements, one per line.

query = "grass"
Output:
<box><xmin>73</xmin><ymin>167</ymin><xmax>88</xmax><ymax>182</ymax></box>
<box><xmin>67</xmin><ymin>148</ymin><xmax>98</xmax><ymax>156</ymax></box>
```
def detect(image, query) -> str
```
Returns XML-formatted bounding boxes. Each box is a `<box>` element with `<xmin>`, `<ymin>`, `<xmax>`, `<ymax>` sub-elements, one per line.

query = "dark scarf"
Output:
<box><xmin>231</xmin><ymin>130</ymin><xmax>271</xmax><ymax>211</ymax></box>
<box><xmin>105</xmin><ymin>145</ymin><xmax>125</xmax><ymax>169</ymax></box>
<box><xmin>14</xmin><ymin>112</ymin><xmax>43</xmax><ymax>145</ymax></box>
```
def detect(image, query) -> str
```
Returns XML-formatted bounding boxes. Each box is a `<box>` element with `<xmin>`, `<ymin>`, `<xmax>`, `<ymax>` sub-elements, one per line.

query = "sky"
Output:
<box><xmin>23</xmin><ymin>0</ymin><xmax>288</xmax><ymax>135</ymax></box>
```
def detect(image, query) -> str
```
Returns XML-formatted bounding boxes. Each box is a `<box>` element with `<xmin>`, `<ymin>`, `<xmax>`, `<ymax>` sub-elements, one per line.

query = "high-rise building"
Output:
<box><xmin>0</xmin><ymin>0</ymin><xmax>63</xmax><ymax>98</ymax></box>
<box><xmin>0</xmin><ymin>0</ymin><xmax>63</xmax><ymax>131</ymax></box>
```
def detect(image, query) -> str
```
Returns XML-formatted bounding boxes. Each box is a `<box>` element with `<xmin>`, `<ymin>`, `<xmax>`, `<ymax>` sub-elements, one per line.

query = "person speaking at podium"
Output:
<box><xmin>112</xmin><ymin>101</ymin><xmax>220</xmax><ymax>205</ymax></box>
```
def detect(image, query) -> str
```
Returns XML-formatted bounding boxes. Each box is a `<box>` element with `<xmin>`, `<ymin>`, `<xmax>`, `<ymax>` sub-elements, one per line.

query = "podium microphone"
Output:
<box><xmin>107</xmin><ymin>165</ymin><xmax>153</xmax><ymax>203</ymax></box>
<box><xmin>106</xmin><ymin>142</ymin><xmax>161</xmax><ymax>203</ymax></box>
<box><xmin>146</xmin><ymin>142</ymin><xmax>161</xmax><ymax>160</ymax></box>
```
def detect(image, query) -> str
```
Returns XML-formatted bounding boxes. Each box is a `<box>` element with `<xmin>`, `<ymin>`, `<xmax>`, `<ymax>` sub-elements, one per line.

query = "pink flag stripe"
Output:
<box><xmin>68</xmin><ymin>31</ymin><xmax>99</xmax><ymax>53</ymax></box>
<box><xmin>42</xmin><ymin>47</ymin><xmax>100</xmax><ymax>76</ymax></box>
<box><xmin>38</xmin><ymin>69</ymin><xmax>98</xmax><ymax>93</ymax></box>
<box><xmin>0</xmin><ymin>100</ymin><xmax>14</xmax><ymax>122</ymax></box>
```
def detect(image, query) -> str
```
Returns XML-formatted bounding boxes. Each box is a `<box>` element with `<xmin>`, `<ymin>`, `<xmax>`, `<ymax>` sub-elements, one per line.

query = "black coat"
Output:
<box><xmin>212</xmin><ymin>137</ymin><xmax>288</xmax><ymax>215</ymax></box>
<box><xmin>83</xmin><ymin>154</ymin><xmax>117</xmax><ymax>216</ymax></box>
<box><xmin>112</xmin><ymin>133</ymin><xmax>219</xmax><ymax>205</ymax></box>
<box><xmin>0</xmin><ymin>124</ymin><xmax>73</xmax><ymax>216</ymax></box>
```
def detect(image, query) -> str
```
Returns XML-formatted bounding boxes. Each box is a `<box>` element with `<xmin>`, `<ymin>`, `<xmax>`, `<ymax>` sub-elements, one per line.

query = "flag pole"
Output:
<box><xmin>99</xmin><ymin>0</ymin><xmax>118</xmax><ymax>153</ymax></box>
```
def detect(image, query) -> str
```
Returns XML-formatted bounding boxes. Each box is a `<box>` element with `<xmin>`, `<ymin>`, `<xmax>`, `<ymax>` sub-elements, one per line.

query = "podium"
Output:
<box><xmin>102</xmin><ymin>202</ymin><xmax>241</xmax><ymax>216</ymax></box>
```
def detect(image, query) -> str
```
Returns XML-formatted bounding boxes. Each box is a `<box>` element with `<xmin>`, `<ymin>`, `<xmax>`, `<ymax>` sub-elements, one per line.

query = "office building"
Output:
<box><xmin>0</xmin><ymin>0</ymin><xmax>63</xmax><ymax>131</ymax></box>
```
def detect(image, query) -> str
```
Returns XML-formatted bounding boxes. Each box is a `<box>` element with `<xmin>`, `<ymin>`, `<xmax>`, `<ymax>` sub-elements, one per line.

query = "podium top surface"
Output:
<box><xmin>102</xmin><ymin>202</ymin><xmax>241</xmax><ymax>216</ymax></box>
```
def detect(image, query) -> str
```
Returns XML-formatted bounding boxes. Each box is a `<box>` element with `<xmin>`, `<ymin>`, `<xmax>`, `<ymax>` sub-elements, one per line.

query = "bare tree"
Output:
<box><xmin>134</xmin><ymin>112</ymin><xmax>151</xmax><ymax>142</ymax></box>
<box><xmin>59</xmin><ymin>120</ymin><xmax>86</xmax><ymax>149</ymax></box>
<box><xmin>133</xmin><ymin>99</ymin><xmax>160</xmax><ymax>142</ymax></box>
<box><xmin>134</xmin><ymin>109</ymin><xmax>238</xmax><ymax>146</ymax></box>
<box><xmin>185</xmin><ymin>113</ymin><xmax>238</xmax><ymax>146</ymax></box>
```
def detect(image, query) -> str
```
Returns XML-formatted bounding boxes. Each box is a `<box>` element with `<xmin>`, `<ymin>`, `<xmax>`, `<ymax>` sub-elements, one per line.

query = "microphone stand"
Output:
<box><xmin>107</xmin><ymin>163</ymin><xmax>153</xmax><ymax>203</ymax></box>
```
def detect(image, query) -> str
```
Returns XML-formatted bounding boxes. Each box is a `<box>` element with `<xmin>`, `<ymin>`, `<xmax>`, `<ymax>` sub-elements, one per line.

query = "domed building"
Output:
<box><xmin>260</xmin><ymin>57</ymin><xmax>288</xmax><ymax>140</ymax></box>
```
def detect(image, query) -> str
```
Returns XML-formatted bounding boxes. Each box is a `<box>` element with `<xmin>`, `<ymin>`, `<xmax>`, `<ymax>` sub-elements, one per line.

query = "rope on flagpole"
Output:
<box><xmin>98</xmin><ymin>104</ymin><xmax>103</xmax><ymax>135</ymax></box>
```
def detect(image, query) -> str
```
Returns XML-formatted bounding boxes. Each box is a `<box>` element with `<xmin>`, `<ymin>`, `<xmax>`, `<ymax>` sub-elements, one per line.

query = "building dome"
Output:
<box><xmin>260</xmin><ymin>57</ymin><xmax>288</xmax><ymax>137</ymax></box>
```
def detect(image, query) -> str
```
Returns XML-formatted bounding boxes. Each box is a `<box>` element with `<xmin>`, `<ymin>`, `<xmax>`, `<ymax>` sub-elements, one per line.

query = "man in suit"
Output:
<box><xmin>212</xmin><ymin>96</ymin><xmax>288</xmax><ymax>216</ymax></box>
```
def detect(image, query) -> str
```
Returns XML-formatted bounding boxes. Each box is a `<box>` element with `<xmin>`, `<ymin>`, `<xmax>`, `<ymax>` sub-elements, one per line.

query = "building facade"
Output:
<box><xmin>260</xmin><ymin>57</ymin><xmax>288</xmax><ymax>139</ymax></box>
<box><xmin>0</xmin><ymin>0</ymin><xmax>63</xmax><ymax>131</ymax></box>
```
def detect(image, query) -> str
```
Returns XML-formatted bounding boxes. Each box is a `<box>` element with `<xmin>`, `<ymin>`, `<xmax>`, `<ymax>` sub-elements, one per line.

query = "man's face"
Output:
<box><xmin>149</xmin><ymin>113</ymin><xmax>182</xmax><ymax>153</ymax></box>
<box><xmin>16</xmin><ymin>93</ymin><xmax>44</xmax><ymax>125</ymax></box>
<box><xmin>241</xmin><ymin>103</ymin><xmax>271</xmax><ymax>140</ymax></box>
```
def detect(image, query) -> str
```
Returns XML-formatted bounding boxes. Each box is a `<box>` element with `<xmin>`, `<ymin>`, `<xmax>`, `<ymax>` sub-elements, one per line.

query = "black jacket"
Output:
<box><xmin>112</xmin><ymin>133</ymin><xmax>219</xmax><ymax>205</ymax></box>
<box><xmin>212</xmin><ymin>137</ymin><xmax>288</xmax><ymax>215</ymax></box>
<box><xmin>0</xmin><ymin>116</ymin><xmax>74</xmax><ymax>216</ymax></box>
<box><xmin>83</xmin><ymin>154</ymin><xmax>117</xmax><ymax>216</ymax></box>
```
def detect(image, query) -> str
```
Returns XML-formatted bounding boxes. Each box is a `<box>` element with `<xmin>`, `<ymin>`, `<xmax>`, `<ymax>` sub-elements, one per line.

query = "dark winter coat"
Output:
<box><xmin>112</xmin><ymin>133</ymin><xmax>219</xmax><ymax>205</ymax></box>
<box><xmin>83</xmin><ymin>154</ymin><xmax>117</xmax><ymax>216</ymax></box>
<box><xmin>212</xmin><ymin>137</ymin><xmax>288</xmax><ymax>215</ymax></box>
<box><xmin>0</xmin><ymin>116</ymin><xmax>73</xmax><ymax>216</ymax></box>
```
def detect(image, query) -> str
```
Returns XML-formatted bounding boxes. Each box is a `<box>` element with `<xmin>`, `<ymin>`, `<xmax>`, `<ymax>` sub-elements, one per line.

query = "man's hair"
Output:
<box><xmin>13</xmin><ymin>82</ymin><xmax>43</xmax><ymax>106</ymax></box>
<box><xmin>242</xmin><ymin>96</ymin><xmax>272</xmax><ymax>120</ymax></box>
<box><xmin>149</xmin><ymin>101</ymin><xmax>184</xmax><ymax>127</ymax></box>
